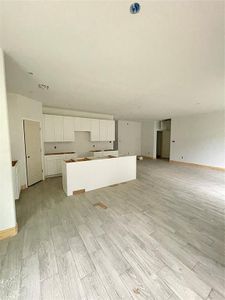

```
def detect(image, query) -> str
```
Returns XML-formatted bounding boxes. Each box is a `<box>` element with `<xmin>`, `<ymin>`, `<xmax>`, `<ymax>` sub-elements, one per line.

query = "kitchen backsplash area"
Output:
<box><xmin>44</xmin><ymin>131</ymin><xmax>114</xmax><ymax>157</ymax></box>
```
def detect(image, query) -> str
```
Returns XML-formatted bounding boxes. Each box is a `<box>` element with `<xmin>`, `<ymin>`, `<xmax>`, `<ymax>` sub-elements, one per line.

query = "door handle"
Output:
<box><xmin>27</xmin><ymin>155</ymin><xmax>30</xmax><ymax>158</ymax></box>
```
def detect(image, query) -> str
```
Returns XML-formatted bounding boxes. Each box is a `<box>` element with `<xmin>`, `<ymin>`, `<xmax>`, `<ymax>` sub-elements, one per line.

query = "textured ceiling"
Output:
<box><xmin>0</xmin><ymin>1</ymin><xmax>224</xmax><ymax>120</ymax></box>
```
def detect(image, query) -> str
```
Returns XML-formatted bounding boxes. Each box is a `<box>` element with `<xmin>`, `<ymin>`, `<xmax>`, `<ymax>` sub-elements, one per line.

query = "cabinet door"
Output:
<box><xmin>56</xmin><ymin>159</ymin><xmax>63</xmax><ymax>174</ymax></box>
<box><xmin>63</xmin><ymin>117</ymin><xmax>74</xmax><ymax>141</ymax></box>
<box><xmin>99</xmin><ymin>120</ymin><xmax>115</xmax><ymax>141</ymax></box>
<box><xmin>107</xmin><ymin>120</ymin><xmax>115</xmax><ymax>141</ymax></box>
<box><xmin>54</xmin><ymin>116</ymin><xmax>64</xmax><ymax>141</ymax></box>
<box><xmin>90</xmin><ymin>119</ymin><xmax>100</xmax><ymax>141</ymax></box>
<box><xmin>74</xmin><ymin>117</ymin><xmax>91</xmax><ymax>131</ymax></box>
<box><xmin>99</xmin><ymin>120</ymin><xmax>108</xmax><ymax>141</ymax></box>
<box><xmin>44</xmin><ymin>115</ymin><xmax>55</xmax><ymax>142</ymax></box>
<box><xmin>46</xmin><ymin>159</ymin><xmax>57</xmax><ymax>176</ymax></box>
<box><xmin>74</xmin><ymin>117</ymin><xmax>81</xmax><ymax>131</ymax></box>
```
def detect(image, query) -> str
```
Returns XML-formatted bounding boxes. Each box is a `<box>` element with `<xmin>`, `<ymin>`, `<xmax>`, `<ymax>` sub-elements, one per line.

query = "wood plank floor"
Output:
<box><xmin>0</xmin><ymin>159</ymin><xmax>224</xmax><ymax>300</ymax></box>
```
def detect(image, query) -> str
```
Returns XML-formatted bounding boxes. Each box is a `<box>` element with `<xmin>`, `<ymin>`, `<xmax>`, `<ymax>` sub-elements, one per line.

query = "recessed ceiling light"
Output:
<box><xmin>130</xmin><ymin>3</ymin><xmax>141</xmax><ymax>14</ymax></box>
<box><xmin>38</xmin><ymin>84</ymin><xmax>49</xmax><ymax>90</ymax></box>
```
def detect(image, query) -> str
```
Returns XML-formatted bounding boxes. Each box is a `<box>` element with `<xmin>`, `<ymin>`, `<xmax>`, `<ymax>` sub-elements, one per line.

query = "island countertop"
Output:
<box><xmin>62</xmin><ymin>155</ymin><xmax>136</xmax><ymax>196</ymax></box>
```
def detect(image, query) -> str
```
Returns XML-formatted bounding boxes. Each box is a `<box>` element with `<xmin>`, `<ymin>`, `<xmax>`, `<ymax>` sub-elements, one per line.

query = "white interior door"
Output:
<box><xmin>24</xmin><ymin>120</ymin><xmax>43</xmax><ymax>186</ymax></box>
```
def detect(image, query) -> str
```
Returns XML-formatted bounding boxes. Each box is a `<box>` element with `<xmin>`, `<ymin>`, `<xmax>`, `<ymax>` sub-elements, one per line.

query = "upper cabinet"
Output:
<box><xmin>54</xmin><ymin>115</ymin><xmax>64</xmax><ymax>141</ymax></box>
<box><xmin>107</xmin><ymin>120</ymin><xmax>115</xmax><ymax>141</ymax></box>
<box><xmin>74</xmin><ymin>117</ymin><xmax>91</xmax><ymax>132</ymax></box>
<box><xmin>43</xmin><ymin>114</ymin><xmax>74</xmax><ymax>142</ymax></box>
<box><xmin>43</xmin><ymin>115</ymin><xmax>55</xmax><ymax>142</ymax></box>
<box><xmin>99</xmin><ymin>120</ymin><xmax>115</xmax><ymax>141</ymax></box>
<box><xmin>90</xmin><ymin>119</ymin><xmax>100</xmax><ymax>141</ymax></box>
<box><xmin>43</xmin><ymin>114</ymin><xmax>115</xmax><ymax>142</ymax></box>
<box><xmin>99</xmin><ymin>120</ymin><xmax>108</xmax><ymax>141</ymax></box>
<box><xmin>63</xmin><ymin>116</ymin><xmax>74</xmax><ymax>141</ymax></box>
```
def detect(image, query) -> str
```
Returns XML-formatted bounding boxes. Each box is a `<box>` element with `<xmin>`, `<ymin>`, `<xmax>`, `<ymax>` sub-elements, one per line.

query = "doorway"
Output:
<box><xmin>23</xmin><ymin>120</ymin><xmax>43</xmax><ymax>186</ymax></box>
<box><xmin>156</xmin><ymin>119</ymin><xmax>171</xmax><ymax>160</ymax></box>
<box><xmin>156</xmin><ymin>131</ymin><xmax>162</xmax><ymax>158</ymax></box>
<box><xmin>161</xmin><ymin>130</ymin><xmax>171</xmax><ymax>159</ymax></box>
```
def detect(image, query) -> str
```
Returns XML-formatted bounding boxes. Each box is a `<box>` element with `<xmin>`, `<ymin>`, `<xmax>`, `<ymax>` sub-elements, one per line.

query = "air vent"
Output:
<box><xmin>38</xmin><ymin>84</ymin><xmax>49</xmax><ymax>90</ymax></box>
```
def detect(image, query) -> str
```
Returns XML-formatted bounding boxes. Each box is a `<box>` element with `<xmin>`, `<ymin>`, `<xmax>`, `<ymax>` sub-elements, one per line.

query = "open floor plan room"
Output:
<box><xmin>1</xmin><ymin>160</ymin><xmax>225</xmax><ymax>299</ymax></box>
<box><xmin>0</xmin><ymin>1</ymin><xmax>224</xmax><ymax>299</ymax></box>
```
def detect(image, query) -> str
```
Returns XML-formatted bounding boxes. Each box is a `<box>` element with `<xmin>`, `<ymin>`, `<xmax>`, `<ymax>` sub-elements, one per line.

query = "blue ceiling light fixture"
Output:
<box><xmin>130</xmin><ymin>3</ymin><xmax>141</xmax><ymax>14</ymax></box>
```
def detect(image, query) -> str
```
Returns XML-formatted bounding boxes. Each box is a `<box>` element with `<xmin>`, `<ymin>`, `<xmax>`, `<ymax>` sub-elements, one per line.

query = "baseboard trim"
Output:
<box><xmin>142</xmin><ymin>156</ymin><xmax>153</xmax><ymax>159</ymax></box>
<box><xmin>21</xmin><ymin>184</ymin><xmax>27</xmax><ymax>190</ymax></box>
<box><xmin>0</xmin><ymin>224</ymin><xmax>18</xmax><ymax>240</ymax></box>
<box><xmin>169</xmin><ymin>160</ymin><xmax>225</xmax><ymax>171</ymax></box>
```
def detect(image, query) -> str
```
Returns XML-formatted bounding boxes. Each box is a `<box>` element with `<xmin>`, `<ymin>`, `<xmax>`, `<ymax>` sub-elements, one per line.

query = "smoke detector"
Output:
<box><xmin>38</xmin><ymin>84</ymin><xmax>49</xmax><ymax>90</ymax></box>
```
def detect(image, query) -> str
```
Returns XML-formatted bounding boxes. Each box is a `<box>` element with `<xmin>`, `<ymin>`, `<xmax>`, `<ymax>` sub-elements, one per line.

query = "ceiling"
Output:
<box><xmin>0</xmin><ymin>1</ymin><xmax>224</xmax><ymax>120</ymax></box>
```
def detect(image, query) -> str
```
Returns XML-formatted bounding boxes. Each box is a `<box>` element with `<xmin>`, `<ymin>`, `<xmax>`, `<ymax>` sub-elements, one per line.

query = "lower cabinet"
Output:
<box><xmin>45</xmin><ymin>153</ymin><xmax>77</xmax><ymax>177</ymax></box>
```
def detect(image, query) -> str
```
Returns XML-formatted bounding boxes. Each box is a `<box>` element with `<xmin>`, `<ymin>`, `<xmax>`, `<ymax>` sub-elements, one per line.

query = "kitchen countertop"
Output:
<box><xmin>45</xmin><ymin>152</ymin><xmax>76</xmax><ymax>156</ymax></box>
<box><xmin>90</xmin><ymin>149</ymin><xmax>118</xmax><ymax>152</ymax></box>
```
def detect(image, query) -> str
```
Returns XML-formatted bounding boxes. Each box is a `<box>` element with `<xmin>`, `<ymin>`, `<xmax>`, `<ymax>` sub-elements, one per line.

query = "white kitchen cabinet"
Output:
<box><xmin>45</xmin><ymin>158</ymin><xmax>58</xmax><ymax>176</ymax></box>
<box><xmin>44</xmin><ymin>114</ymin><xmax>65</xmax><ymax>142</ymax></box>
<box><xmin>44</xmin><ymin>114</ymin><xmax>75</xmax><ymax>142</ymax></box>
<box><xmin>90</xmin><ymin>119</ymin><xmax>100</xmax><ymax>141</ymax></box>
<box><xmin>45</xmin><ymin>153</ymin><xmax>77</xmax><ymax>177</ymax></box>
<box><xmin>63</xmin><ymin>116</ymin><xmax>74</xmax><ymax>141</ymax></box>
<box><xmin>107</xmin><ymin>120</ymin><xmax>115</xmax><ymax>141</ymax></box>
<box><xmin>74</xmin><ymin>117</ymin><xmax>91</xmax><ymax>132</ymax></box>
<box><xmin>99</xmin><ymin>120</ymin><xmax>115</xmax><ymax>141</ymax></box>
<box><xmin>43</xmin><ymin>115</ymin><xmax>55</xmax><ymax>142</ymax></box>
<box><xmin>44</xmin><ymin>114</ymin><xmax>115</xmax><ymax>142</ymax></box>
<box><xmin>99</xmin><ymin>120</ymin><xmax>108</xmax><ymax>141</ymax></box>
<box><xmin>54</xmin><ymin>115</ymin><xmax>64</xmax><ymax>141</ymax></box>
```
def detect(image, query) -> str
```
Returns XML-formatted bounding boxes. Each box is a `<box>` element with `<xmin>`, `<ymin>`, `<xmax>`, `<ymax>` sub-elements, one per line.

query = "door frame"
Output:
<box><xmin>22</xmin><ymin>118</ymin><xmax>44</xmax><ymax>188</ymax></box>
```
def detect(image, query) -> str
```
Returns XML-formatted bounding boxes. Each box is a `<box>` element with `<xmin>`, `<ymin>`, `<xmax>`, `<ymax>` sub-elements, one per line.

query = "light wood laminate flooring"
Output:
<box><xmin>0</xmin><ymin>159</ymin><xmax>224</xmax><ymax>299</ymax></box>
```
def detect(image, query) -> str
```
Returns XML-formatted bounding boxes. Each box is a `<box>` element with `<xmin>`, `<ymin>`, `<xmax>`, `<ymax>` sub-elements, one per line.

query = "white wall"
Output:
<box><xmin>0</xmin><ymin>49</ymin><xmax>16</xmax><ymax>231</ymax></box>
<box><xmin>118</xmin><ymin>120</ymin><xmax>141</xmax><ymax>155</ymax></box>
<box><xmin>170</xmin><ymin>111</ymin><xmax>225</xmax><ymax>168</ymax></box>
<box><xmin>141</xmin><ymin>121</ymin><xmax>157</xmax><ymax>158</ymax></box>
<box><xmin>7</xmin><ymin>93</ymin><xmax>44</xmax><ymax>187</ymax></box>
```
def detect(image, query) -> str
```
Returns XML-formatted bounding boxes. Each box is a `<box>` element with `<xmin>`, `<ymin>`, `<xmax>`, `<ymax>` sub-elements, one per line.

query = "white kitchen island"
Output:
<box><xmin>62</xmin><ymin>155</ymin><xmax>136</xmax><ymax>196</ymax></box>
